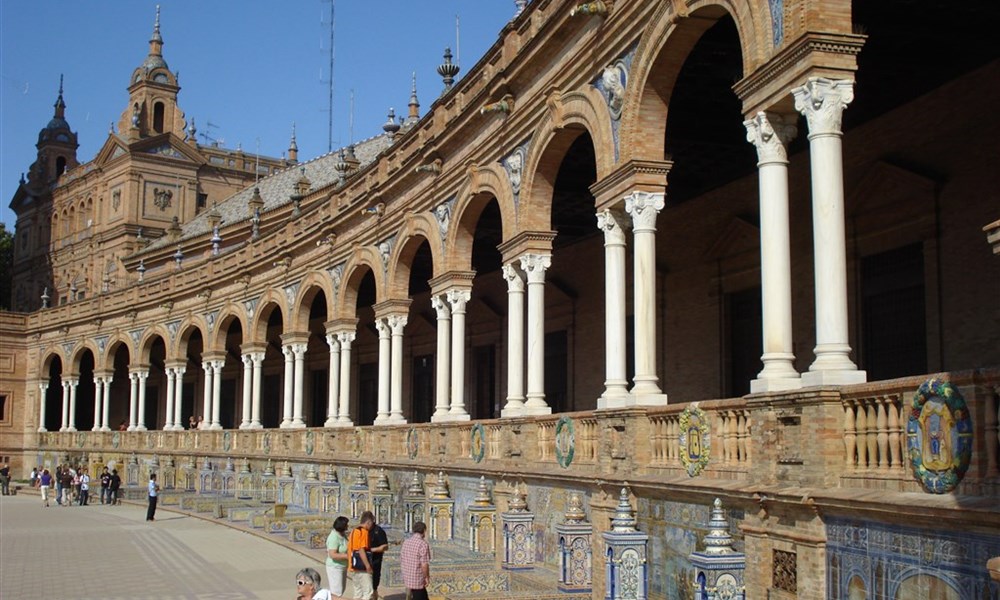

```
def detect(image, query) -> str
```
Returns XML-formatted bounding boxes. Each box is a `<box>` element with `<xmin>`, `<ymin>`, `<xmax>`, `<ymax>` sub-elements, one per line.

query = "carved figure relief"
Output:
<box><xmin>112</xmin><ymin>189</ymin><xmax>122</xmax><ymax>211</ymax></box>
<box><xmin>600</xmin><ymin>61</ymin><xmax>627</xmax><ymax>120</ymax></box>
<box><xmin>152</xmin><ymin>187</ymin><xmax>173</xmax><ymax>210</ymax></box>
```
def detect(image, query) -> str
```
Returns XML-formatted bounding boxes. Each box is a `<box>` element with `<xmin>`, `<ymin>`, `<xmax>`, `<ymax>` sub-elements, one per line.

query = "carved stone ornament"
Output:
<box><xmin>744</xmin><ymin>111</ymin><xmax>797</xmax><ymax>164</ymax></box>
<box><xmin>152</xmin><ymin>187</ymin><xmax>173</xmax><ymax>210</ymax></box>
<box><xmin>906</xmin><ymin>378</ymin><xmax>973</xmax><ymax>493</ymax></box>
<box><xmin>792</xmin><ymin>77</ymin><xmax>854</xmax><ymax>137</ymax></box>
<box><xmin>678</xmin><ymin>403</ymin><xmax>711</xmax><ymax>477</ymax></box>
<box><xmin>504</xmin><ymin>147</ymin><xmax>525</xmax><ymax>196</ymax></box>
<box><xmin>112</xmin><ymin>189</ymin><xmax>122</xmax><ymax>211</ymax></box>
<box><xmin>433</xmin><ymin>198</ymin><xmax>454</xmax><ymax>240</ymax></box>
<box><xmin>600</xmin><ymin>60</ymin><xmax>627</xmax><ymax>120</ymax></box>
<box><xmin>624</xmin><ymin>191</ymin><xmax>664</xmax><ymax>233</ymax></box>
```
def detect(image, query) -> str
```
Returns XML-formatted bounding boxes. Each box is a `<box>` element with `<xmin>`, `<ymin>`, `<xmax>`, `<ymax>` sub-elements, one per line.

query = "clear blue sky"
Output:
<box><xmin>0</xmin><ymin>1</ymin><xmax>520</xmax><ymax>229</ymax></box>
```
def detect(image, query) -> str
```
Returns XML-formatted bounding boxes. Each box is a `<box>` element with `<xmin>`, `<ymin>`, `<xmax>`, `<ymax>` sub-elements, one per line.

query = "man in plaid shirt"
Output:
<box><xmin>400</xmin><ymin>521</ymin><xmax>431</xmax><ymax>600</ymax></box>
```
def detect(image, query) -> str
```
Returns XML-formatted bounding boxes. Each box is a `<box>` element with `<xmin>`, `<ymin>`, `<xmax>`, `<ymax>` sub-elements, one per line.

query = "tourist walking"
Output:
<box><xmin>294</xmin><ymin>567</ymin><xmax>337</xmax><ymax>600</ymax></box>
<box><xmin>0</xmin><ymin>463</ymin><xmax>10</xmax><ymax>495</ymax></box>
<box><xmin>38</xmin><ymin>468</ymin><xmax>53</xmax><ymax>507</ymax></box>
<box><xmin>109</xmin><ymin>469</ymin><xmax>121</xmax><ymax>505</ymax></box>
<box><xmin>146</xmin><ymin>473</ymin><xmax>160</xmax><ymax>521</ymax></box>
<box><xmin>363</xmin><ymin>511</ymin><xmax>390</xmax><ymax>600</ymax></box>
<box><xmin>347</xmin><ymin>512</ymin><xmax>375</xmax><ymax>600</ymax></box>
<box><xmin>60</xmin><ymin>467</ymin><xmax>73</xmax><ymax>506</ymax></box>
<box><xmin>100</xmin><ymin>467</ymin><xmax>111</xmax><ymax>504</ymax></box>
<box><xmin>325</xmin><ymin>516</ymin><xmax>350</xmax><ymax>597</ymax></box>
<box><xmin>30</xmin><ymin>466</ymin><xmax>38</xmax><ymax>488</ymax></box>
<box><xmin>400</xmin><ymin>521</ymin><xmax>432</xmax><ymax>600</ymax></box>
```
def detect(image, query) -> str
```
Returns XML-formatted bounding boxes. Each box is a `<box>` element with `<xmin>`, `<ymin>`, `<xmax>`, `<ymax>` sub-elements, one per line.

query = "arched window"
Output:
<box><xmin>153</xmin><ymin>101</ymin><xmax>165</xmax><ymax>133</ymax></box>
<box><xmin>55</xmin><ymin>156</ymin><xmax>66</xmax><ymax>177</ymax></box>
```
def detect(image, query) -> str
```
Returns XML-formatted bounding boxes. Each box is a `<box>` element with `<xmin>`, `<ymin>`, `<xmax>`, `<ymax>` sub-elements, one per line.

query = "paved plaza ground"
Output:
<box><xmin>0</xmin><ymin>491</ymin><xmax>405</xmax><ymax>599</ymax></box>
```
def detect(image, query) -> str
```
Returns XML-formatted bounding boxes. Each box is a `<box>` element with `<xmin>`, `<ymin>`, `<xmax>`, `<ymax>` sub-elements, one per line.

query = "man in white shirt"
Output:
<box><xmin>146</xmin><ymin>473</ymin><xmax>160</xmax><ymax>521</ymax></box>
<box><xmin>78</xmin><ymin>469</ymin><xmax>91</xmax><ymax>506</ymax></box>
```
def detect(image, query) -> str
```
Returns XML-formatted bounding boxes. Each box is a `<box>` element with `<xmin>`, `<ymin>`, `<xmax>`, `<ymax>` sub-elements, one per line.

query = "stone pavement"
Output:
<box><xmin>0</xmin><ymin>493</ymin><xmax>406</xmax><ymax>599</ymax></box>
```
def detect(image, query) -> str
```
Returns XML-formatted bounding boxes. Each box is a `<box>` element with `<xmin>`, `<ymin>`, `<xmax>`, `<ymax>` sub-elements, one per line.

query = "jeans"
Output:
<box><xmin>79</xmin><ymin>489</ymin><xmax>89</xmax><ymax>505</ymax></box>
<box><xmin>100</xmin><ymin>487</ymin><xmax>109</xmax><ymax>504</ymax></box>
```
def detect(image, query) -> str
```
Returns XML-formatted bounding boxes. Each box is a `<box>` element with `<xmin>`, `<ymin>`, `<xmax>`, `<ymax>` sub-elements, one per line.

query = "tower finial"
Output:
<box><xmin>407</xmin><ymin>72</ymin><xmax>420</xmax><ymax>123</ymax></box>
<box><xmin>149</xmin><ymin>5</ymin><xmax>164</xmax><ymax>55</ymax></box>
<box><xmin>54</xmin><ymin>75</ymin><xmax>66</xmax><ymax>116</ymax></box>
<box><xmin>437</xmin><ymin>47</ymin><xmax>460</xmax><ymax>94</ymax></box>
<box><xmin>288</xmin><ymin>122</ymin><xmax>298</xmax><ymax>164</ymax></box>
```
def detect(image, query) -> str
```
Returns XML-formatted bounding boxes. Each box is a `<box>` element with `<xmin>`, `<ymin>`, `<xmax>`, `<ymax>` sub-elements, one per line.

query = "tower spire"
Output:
<box><xmin>407</xmin><ymin>72</ymin><xmax>420</xmax><ymax>123</ymax></box>
<box><xmin>54</xmin><ymin>75</ymin><xmax>66</xmax><ymax>118</ymax></box>
<box><xmin>288</xmin><ymin>122</ymin><xmax>299</xmax><ymax>164</ymax></box>
<box><xmin>149</xmin><ymin>5</ymin><xmax>164</xmax><ymax>57</ymax></box>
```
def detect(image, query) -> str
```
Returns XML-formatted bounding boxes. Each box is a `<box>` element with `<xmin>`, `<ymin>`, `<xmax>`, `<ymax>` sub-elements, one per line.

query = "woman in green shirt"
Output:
<box><xmin>325</xmin><ymin>516</ymin><xmax>350</xmax><ymax>596</ymax></box>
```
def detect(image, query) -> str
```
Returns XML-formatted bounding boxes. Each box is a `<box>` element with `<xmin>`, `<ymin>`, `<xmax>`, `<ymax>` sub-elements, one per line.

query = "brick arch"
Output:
<box><xmin>251</xmin><ymin>288</ymin><xmax>289</xmax><ymax>344</ymax></box>
<box><xmin>102</xmin><ymin>336</ymin><xmax>132</xmax><ymax>371</ymax></box>
<box><xmin>387</xmin><ymin>213</ymin><xmax>442</xmax><ymax>298</ymax></box>
<box><xmin>40</xmin><ymin>346</ymin><xmax>67</xmax><ymax>376</ymax></box>
<box><xmin>622</xmin><ymin>2</ymin><xmax>763</xmax><ymax>163</ymax></box>
<box><xmin>137</xmin><ymin>327</ymin><xmax>170</xmax><ymax>364</ymax></box>
<box><xmin>518</xmin><ymin>91</ymin><xmax>609</xmax><ymax>232</ymax></box>
<box><xmin>336</xmin><ymin>247</ymin><xmax>384</xmax><ymax>318</ymax></box>
<box><xmin>175</xmin><ymin>317</ymin><xmax>209</xmax><ymax>357</ymax></box>
<box><xmin>211</xmin><ymin>303</ymin><xmax>249</xmax><ymax>352</ymax></box>
<box><xmin>447</xmin><ymin>163</ymin><xmax>516</xmax><ymax>272</ymax></box>
<box><xmin>292</xmin><ymin>271</ymin><xmax>334</xmax><ymax>332</ymax></box>
<box><xmin>69</xmin><ymin>341</ymin><xmax>100</xmax><ymax>375</ymax></box>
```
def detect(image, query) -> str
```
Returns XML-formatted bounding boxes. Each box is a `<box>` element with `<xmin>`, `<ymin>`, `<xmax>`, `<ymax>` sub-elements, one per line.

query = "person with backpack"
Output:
<box><xmin>347</xmin><ymin>512</ymin><xmax>375</xmax><ymax>600</ymax></box>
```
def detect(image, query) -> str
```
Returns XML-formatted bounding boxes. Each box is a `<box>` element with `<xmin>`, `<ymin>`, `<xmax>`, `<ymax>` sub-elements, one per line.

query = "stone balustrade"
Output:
<box><xmin>34</xmin><ymin>368</ymin><xmax>999</xmax><ymax>498</ymax></box>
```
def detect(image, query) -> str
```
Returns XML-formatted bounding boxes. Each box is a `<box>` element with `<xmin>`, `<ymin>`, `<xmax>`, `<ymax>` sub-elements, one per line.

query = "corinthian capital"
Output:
<box><xmin>744</xmin><ymin>111</ymin><xmax>797</xmax><ymax>164</ymax></box>
<box><xmin>446</xmin><ymin>289</ymin><xmax>472</xmax><ymax>313</ymax></box>
<box><xmin>388</xmin><ymin>314</ymin><xmax>408</xmax><ymax>334</ymax></box>
<box><xmin>502</xmin><ymin>263</ymin><xmax>525</xmax><ymax>293</ymax></box>
<box><xmin>792</xmin><ymin>77</ymin><xmax>854</xmax><ymax>137</ymax></box>
<box><xmin>624</xmin><ymin>191</ymin><xmax>664</xmax><ymax>233</ymax></box>
<box><xmin>596</xmin><ymin>208</ymin><xmax>628</xmax><ymax>245</ymax></box>
<box><xmin>519</xmin><ymin>254</ymin><xmax>551</xmax><ymax>284</ymax></box>
<box><xmin>431</xmin><ymin>295</ymin><xmax>451</xmax><ymax>319</ymax></box>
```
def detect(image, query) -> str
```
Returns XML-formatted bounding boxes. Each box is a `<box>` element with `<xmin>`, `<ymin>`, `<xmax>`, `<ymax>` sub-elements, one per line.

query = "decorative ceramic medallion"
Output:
<box><xmin>406</xmin><ymin>427</ymin><xmax>419</xmax><ymax>460</ymax></box>
<box><xmin>262</xmin><ymin>432</ymin><xmax>272</xmax><ymax>455</ymax></box>
<box><xmin>145</xmin><ymin>433</ymin><xmax>154</xmax><ymax>449</ymax></box>
<box><xmin>222</xmin><ymin>431</ymin><xmax>232</xmax><ymax>452</ymax></box>
<box><xmin>305</xmin><ymin>431</ymin><xmax>315</xmax><ymax>456</ymax></box>
<box><xmin>354</xmin><ymin>429</ymin><xmax>365</xmax><ymax>457</ymax></box>
<box><xmin>111</xmin><ymin>432</ymin><xmax>120</xmax><ymax>449</ymax></box>
<box><xmin>471</xmin><ymin>423</ymin><xmax>486</xmax><ymax>463</ymax></box>
<box><xmin>679</xmin><ymin>404</ymin><xmax>711</xmax><ymax>477</ymax></box>
<box><xmin>76</xmin><ymin>432</ymin><xmax>86</xmax><ymax>448</ymax></box>
<box><xmin>554</xmin><ymin>416</ymin><xmax>576</xmax><ymax>468</ymax></box>
<box><xmin>906</xmin><ymin>378</ymin><xmax>973</xmax><ymax>494</ymax></box>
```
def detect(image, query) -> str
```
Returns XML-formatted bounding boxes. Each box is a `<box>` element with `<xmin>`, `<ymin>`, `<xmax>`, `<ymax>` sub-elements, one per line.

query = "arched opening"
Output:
<box><xmin>76</xmin><ymin>350</ymin><xmax>96</xmax><ymax>430</ymax></box>
<box><xmin>55</xmin><ymin>156</ymin><xmax>67</xmax><ymax>178</ymax></box>
<box><xmin>404</xmin><ymin>239</ymin><xmax>435</xmax><ymax>423</ymax></box>
<box><xmin>44</xmin><ymin>356</ymin><xmax>63</xmax><ymax>432</ymax></box>
<box><xmin>305</xmin><ymin>289</ymin><xmax>329</xmax><ymax>426</ymax></box>
<box><xmin>468</xmin><ymin>199</ymin><xmax>503</xmax><ymax>420</ymax></box>
<box><xmin>153</xmin><ymin>101</ymin><xmax>165</xmax><ymax>134</ymax></box>
<box><xmin>260</xmin><ymin>304</ymin><xmax>284</xmax><ymax>428</ymax></box>
<box><xmin>109</xmin><ymin>343</ymin><xmax>131</xmax><ymax>430</ymax></box>
<box><xmin>217</xmin><ymin>321</ymin><xmax>242</xmax><ymax>430</ymax></box>
<box><xmin>354</xmin><ymin>270</ymin><xmax>378</xmax><ymax>426</ymax></box>
<box><xmin>146</xmin><ymin>337</ymin><xmax>167</xmax><ymax>429</ymax></box>
<box><xmin>181</xmin><ymin>328</ymin><xmax>205</xmax><ymax>427</ymax></box>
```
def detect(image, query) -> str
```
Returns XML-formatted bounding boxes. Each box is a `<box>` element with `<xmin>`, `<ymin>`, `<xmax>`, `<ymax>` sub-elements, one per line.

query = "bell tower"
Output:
<box><xmin>117</xmin><ymin>5</ymin><xmax>186</xmax><ymax>140</ymax></box>
<box><xmin>27</xmin><ymin>75</ymin><xmax>79</xmax><ymax>188</ymax></box>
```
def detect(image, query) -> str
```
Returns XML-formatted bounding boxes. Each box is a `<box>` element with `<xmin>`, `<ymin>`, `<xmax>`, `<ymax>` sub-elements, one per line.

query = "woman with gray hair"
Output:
<box><xmin>295</xmin><ymin>567</ymin><xmax>337</xmax><ymax>600</ymax></box>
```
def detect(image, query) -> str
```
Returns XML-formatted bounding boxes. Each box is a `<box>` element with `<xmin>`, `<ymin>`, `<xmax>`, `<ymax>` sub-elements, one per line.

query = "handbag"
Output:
<box><xmin>351</xmin><ymin>549</ymin><xmax>372</xmax><ymax>571</ymax></box>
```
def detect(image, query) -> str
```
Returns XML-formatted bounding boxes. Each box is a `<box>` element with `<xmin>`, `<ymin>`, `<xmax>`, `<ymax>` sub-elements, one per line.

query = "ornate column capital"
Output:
<box><xmin>502</xmin><ymin>263</ymin><xmax>525</xmax><ymax>292</ymax></box>
<box><xmin>281</xmin><ymin>344</ymin><xmax>294</xmax><ymax>360</ymax></box>
<box><xmin>431</xmin><ymin>295</ymin><xmax>451</xmax><ymax>319</ymax></box>
<box><xmin>241</xmin><ymin>354</ymin><xmax>253</xmax><ymax>367</ymax></box>
<box><xmin>137</xmin><ymin>370</ymin><xmax>150</xmax><ymax>381</ymax></box>
<box><xmin>336</xmin><ymin>331</ymin><xmax>356</xmax><ymax>346</ymax></box>
<box><xmin>175</xmin><ymin>366</ymin><xmax>186</xmax><ymax>376</ymax></box>
<box><xmin>211</xmin><ymin>360</ymin><xmax>225</xmax><ymax>373</ymax></box>
<box><xmin>744</xmin><ymin>111</ymin><xmax>797</xmax><ymax>164</ymax></box>
<box><xmin>375</xmin><ymin>318</ymin><xmax>391</xmax><ymax>338</ymax></box>
<box><xmin>519</xmin><ymin>253</ymin><xmax>551</xmax><ymax>284</ymax></box>
<box><xmin>446</xmin><ymin>288</ymin><xmax>472</xmax><ymax>313</ymax></box>
<box><xmin>250</xmin><ymin>352</ymin><xmax>266</xmax><ymax>364</ymax></box>
<box><xmin>388</xmin><ymin>314</ymin><xmax>408</xmax><ymax>334</ymax></box>
<box><xmin>792</xmin><ymin>77</ymin><xmax>854</xmax><ymax>137</ymax></box>
<box><xmin>624</xmin><ymin>191</ymin><xmax>664</xmax><ymax>233</ymax></box>
<box><xmin>325</xmin><ymin>333</ymin><xmax>339</xmax><ymax>349</ymax></box>
<box><xmin>291</xmin><ymin>343</ymin><xmax>308</xmax><ymax>357</ymax></box>
<box><xmin>597</xmin><ymin>208</ymin><xmax>629</xmax><ymax>246</ymax></box>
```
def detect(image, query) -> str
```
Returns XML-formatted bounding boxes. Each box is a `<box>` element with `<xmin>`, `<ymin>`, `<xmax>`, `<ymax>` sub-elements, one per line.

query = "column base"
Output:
<box><xmin>135</xmin><ymin>426</ymin><xmax>146</xmax><ymax>432</ymax></box>
<box><xmin>750</xmin><ymin>377</ymin><xmax>803</xmax><ymax>394</ymax></box>
<box><xmin>597</xmin><ymin>391</ymin><xmax>630</xmax><ymax>410</ymax></box>
<box><xmin>127</xmin><ymin>426</ymin><xmax>137</xmax><ymax>432</ymax></box>
<box><xmin>278</xmin><ymin>421</ymin><xmax>291</xmax><ymax>429</ymax></box>
<box><xmin>248</xmin><ymin>422</ymin><xmax>263</xmax><ymax>430</ymax></box>
<box><xmin>385</xmin><ymin>415</ymin><xmax>407</xmax><ymax>425</ymax></box>
<box><xmin>91</xmin><ymin>426</ymin><xmax>101</xmax><ymax>432</ymax></box>
<box><xmin>328</xmin><ymin>420</ymin><xmax>354</xmax><ymax>428</ymax></box>
<box><xmin>500</xmin><ymin>400</ymin><xmax>526</xmax><ymax>418</ymax></box>
<box><xmin>323</xmin><ymin>418</ymin><xmax>339</xmax><ymax>428</ymax></box>
<box><xmin>208</xmin><ymin>424</ymin><xmax>222</xmax><ymax>431</ymax></box>
<box><xmin>627</xmin><ymin>392</ymin><xmax>669</xmax><ymax>408</ymax></box>
<box><xmin>38</xmin><ymin>427</ymin><xmax>47</xmax><ymax>433</ymax></box>
<box><xmin>432</xmin><ymin>414</ymin><xmax>471</xmax><ymax>423</ymax></box>
<box><xmin>100</xmin><ymin>427</ymin><xmax>111</xmax><ymax>432</ymax></box>
<box><xmin>289</xmin><ymin>422</ymin><xmax>306</xmax><ymax>429</ymax></box>
<box><xmin>801</xmin><ymin>369</ymin><xmax>867</xmax><ymax>387</ymax></box>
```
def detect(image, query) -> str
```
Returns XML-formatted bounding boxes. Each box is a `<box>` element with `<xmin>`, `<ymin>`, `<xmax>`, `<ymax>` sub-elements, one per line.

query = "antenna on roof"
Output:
<box><xmin>199</xmin><ymin>120</ymin><xmax>222</xmax><ymax>146</ymax></box>
<box><xmin>321</xmin><ymin>0</ymin><xmax>336</xmax><ymax>154</ymax></box>
<box><xmin>349</xmin><ymin>89</ymin><xmax>355</xmax><ymax>145</ymax></box>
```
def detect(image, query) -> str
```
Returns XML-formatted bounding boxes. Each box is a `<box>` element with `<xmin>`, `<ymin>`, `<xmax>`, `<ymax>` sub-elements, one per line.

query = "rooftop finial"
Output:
<box><xmin>153</xmin><ymin>5</ymin><xmax>162</xmax><ymax>39</ymax></box>
<box><xmin>149</xmin><ymin>5</ymin><xmax>164</xmax><ymax>55</ymax></box>
<box><xmin>54</xmin><ymin>75</ymin><xmax>66</xmax><ymax>115</ymax></box>
<box><xmin>437</xmin><ymin>47</ymin><xmax>460</xmax><ymax>94</ymax></box>
<box><xmin>383</xmin><ymin>108</ymin><xmax>401</xmax><ymax>138</ymax></box>
<box><xmin>407</xmin><ymin>72</ymin><xmax>420</xmax><ymax>123</ymax></box>
<box><xmin>288</xmin><ymin>122</ymin><xmax>298</xmax><ymax>164</ymax></box>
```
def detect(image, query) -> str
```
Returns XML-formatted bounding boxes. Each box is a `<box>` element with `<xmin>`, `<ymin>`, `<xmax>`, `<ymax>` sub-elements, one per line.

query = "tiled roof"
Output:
<box><xmin>142</xmin><ymin>132</ymin><xmax>393</xmax><ymax>253</ymax></box>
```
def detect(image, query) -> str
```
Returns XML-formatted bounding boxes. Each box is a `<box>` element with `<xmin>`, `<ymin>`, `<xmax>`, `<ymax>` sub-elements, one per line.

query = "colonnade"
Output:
<box><xmin>36</xmin><ymin>77</ymin><xmax>866</xmax><ymax>433</ymax></box>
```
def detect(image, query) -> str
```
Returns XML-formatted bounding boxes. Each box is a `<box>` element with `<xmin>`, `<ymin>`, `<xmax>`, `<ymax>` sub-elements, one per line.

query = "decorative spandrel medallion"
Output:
<box><xmin>305</xmin><ymin>431</ymin><xmax>315</xmax><ymax>456</ymax></box>
<box><xmin>555</xmin><ymin>416</ymin><xmax>575</xmax><ymax>468</ymax></box>
<box><xmin>222</xmin><ymin>431</ymin><xmax>232</xmax><ymax>452</ymax></box>
<box><xmin>471</xmin><ymin>423</ymin><xmax>486</xmax><ymax>463</ymax></box>
<box><xmin>679</xmin><ymin>404</ymin><xmax>711</xmax><ymax>477</ymax></box>
<box><xmin>906</xmin><ymin>379</ymin><xmax>973</xmax><ymax>493</ymax></box>
<box><xmin>111</xmin><ymin>432</ymin><xmax>120</xmax><ymax>449</ymax></box>
<box><xmin>406</xmin><ymin>427</ymin><xmax>419</xmax><ymax>460</ymax></box>
<box><xmin>262</xmin><ymin>432</ymin><xmax>272</xmax><ymax>455</ymax></box>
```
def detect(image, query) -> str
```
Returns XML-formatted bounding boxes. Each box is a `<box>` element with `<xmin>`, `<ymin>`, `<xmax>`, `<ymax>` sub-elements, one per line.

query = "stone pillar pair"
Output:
<box><xmin>199</xmin><ymin>356</ymin><xmax>224</xmax><ymax>430</ymax></box>
<box><xmin>430</xmin><ymin>274</ymin><xmax>475</xmax><ymax>422</ymax></box>
<box><xmin>325</xmin><ymin>318</ymin><xmax>358</xmax><ymax>427</ymax></box>
<box><xmin>279</xmin><ymin>338</ymin><xmax>308</xmax><ymax>428</ymax></box>
<box><xmin>239</xmin><ymin>349</ymin><xmax>265</xmax><ymax>429</ymax></box>
<box><xmin>163</xmin><ymin>364</ymin><xmax>186</xmax><ymax>430</ymax></box>
<box><xmin>500</xmin><ymin>254</ymin><xmax>553</xmax><ymax>417</ymax></box>
<box><xmin>374</xmin><ymin>300</ymin><xmax>411</xmax><ymax>425</ymax></box>
<box><xmin>128</xmin><ymin>367</ymin><xmax>150</xmax><ymax>431</ymax></box>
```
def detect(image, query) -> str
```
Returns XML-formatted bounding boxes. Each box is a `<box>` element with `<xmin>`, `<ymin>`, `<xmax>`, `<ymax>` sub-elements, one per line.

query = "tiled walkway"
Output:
<box><xmin>0</xmin><ymin>492</ymin><xmax>404</xmax><ymax>599</ymax></box>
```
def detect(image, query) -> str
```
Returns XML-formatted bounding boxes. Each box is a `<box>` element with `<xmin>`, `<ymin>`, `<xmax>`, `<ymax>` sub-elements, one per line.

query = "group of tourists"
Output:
<box><xmin>297</xmin><ymin>511</ymin><xmax>431</xmax><ymax>600</ymax></box>
<box><xmin>30</xmin><ymin>464</ymin><xmax>121</xmax><ymax>507</ymax></box>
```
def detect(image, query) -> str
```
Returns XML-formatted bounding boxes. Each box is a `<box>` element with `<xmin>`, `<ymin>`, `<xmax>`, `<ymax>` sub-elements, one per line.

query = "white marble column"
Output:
<box><xmin>388</xmin><ymin>314</ymin><xmax>408</xmax><ymax>423</ymax></box>
<box><xmin>136</xmin><ymin>370</ymin><xmax>149</xmax><ymax>431</ymax></box>
<box><xmin>501</xmin><ymin>264</ymin><xmax>526</xmax><ymax>417</ymax></box>
<box><xmin>324</xmin><ymin>335</ymin><xmax>341</xmax><ymax>427</ymax></box>
<box><xmin>128</xmin><ymin>372</ymin><xmax>139</xmax><ymax>431</ymax></box>
<box><xmin>597</xmin><ymin>209</ymin><xmax>630</xmax><ymax>408</ymax></box>
<box><xmin>91</xmin><ymin>376</ymin><xmax>104</xmax><ymax>432</ymax></box>
<box><xmin>210</xmin><ymin>360</ymin><xmax>223</xmax><ymax>430</ymax></box>
<box><xmin>745</xmin><ymin>111</ymin><xmax>802</xmax><ymax>393</ymax></box>
<box><xmin>250</xmin><ymin>353</ymin><xmax>264</xmax><ymax>429</ymax></box>
<box><xmin>240</xmin><ymin>355</ymin><xmax>253</xmax><ymax>429</ymax></box>
<box><xmin>200</xmin><ymin>361</ymin><xmax>213</xmax><ymax>430</ymax></box>
<box><xmin>101</xmin><ymin>377</ymin><xmax>113</xmax><ymax>431</ymax></box>
<box><xmin>38</xmin><ymin>382</ymin><xmax>49</xmax><ymax>432</ymax></box>
<box><xmin>793</xmin><ymin>78</ymin><xmax>867</xmax><ymax>386</ymax></box>
<box><xmin>446</xmin><ymin>289</ymin><xmax>471</xmax><ymax>420</ymax></box>
<box><xmin>625</xmin><ymin>191</ymin><xmax>667</xmax><ymax>403</ymax></box>
<box><xmin>431</xmin><ymin>296</ymin><xmax>451</xmax><ymax>421</ymax></box>
<box><xmin>171</xmin><ymin>367</ymin><xmax>185</xmax><ymax>430</ymax></box>
<box><xmin>520</xmin><ymin>254</ymin><xmax>553</xmax><ymax>415</ymax></box>
<box><xmin>67</xmin><ymin>378</ymin><xmax>79</xmax><ymax>432</ymax></box>
<box><xmin>164</xmin><ymin>369</ymin><xmax>176</xmax><ymax>431</ymax></box>
<box><xmin>280</xmin><ymin>345</ymin><xmax>294</xmax><ymax>428</ymax></box>
<box><xmin>291</xmin><ymin>343</ymin><xmax>308</xmax><ymax>428</ymax></box>
<box><xmin>336</xmin><ymin>332</ymin><xmax>356</xmax><ymax>425</ymax></box>
<box><xmin>375</xmin><ymin>318</ymin><xmax>392</xmax><ymax>424</ymax></box>
<box><xmin>59</xmin><ymin>380</ymin><xmax>69</xmax><ymax>431</ymax></box>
